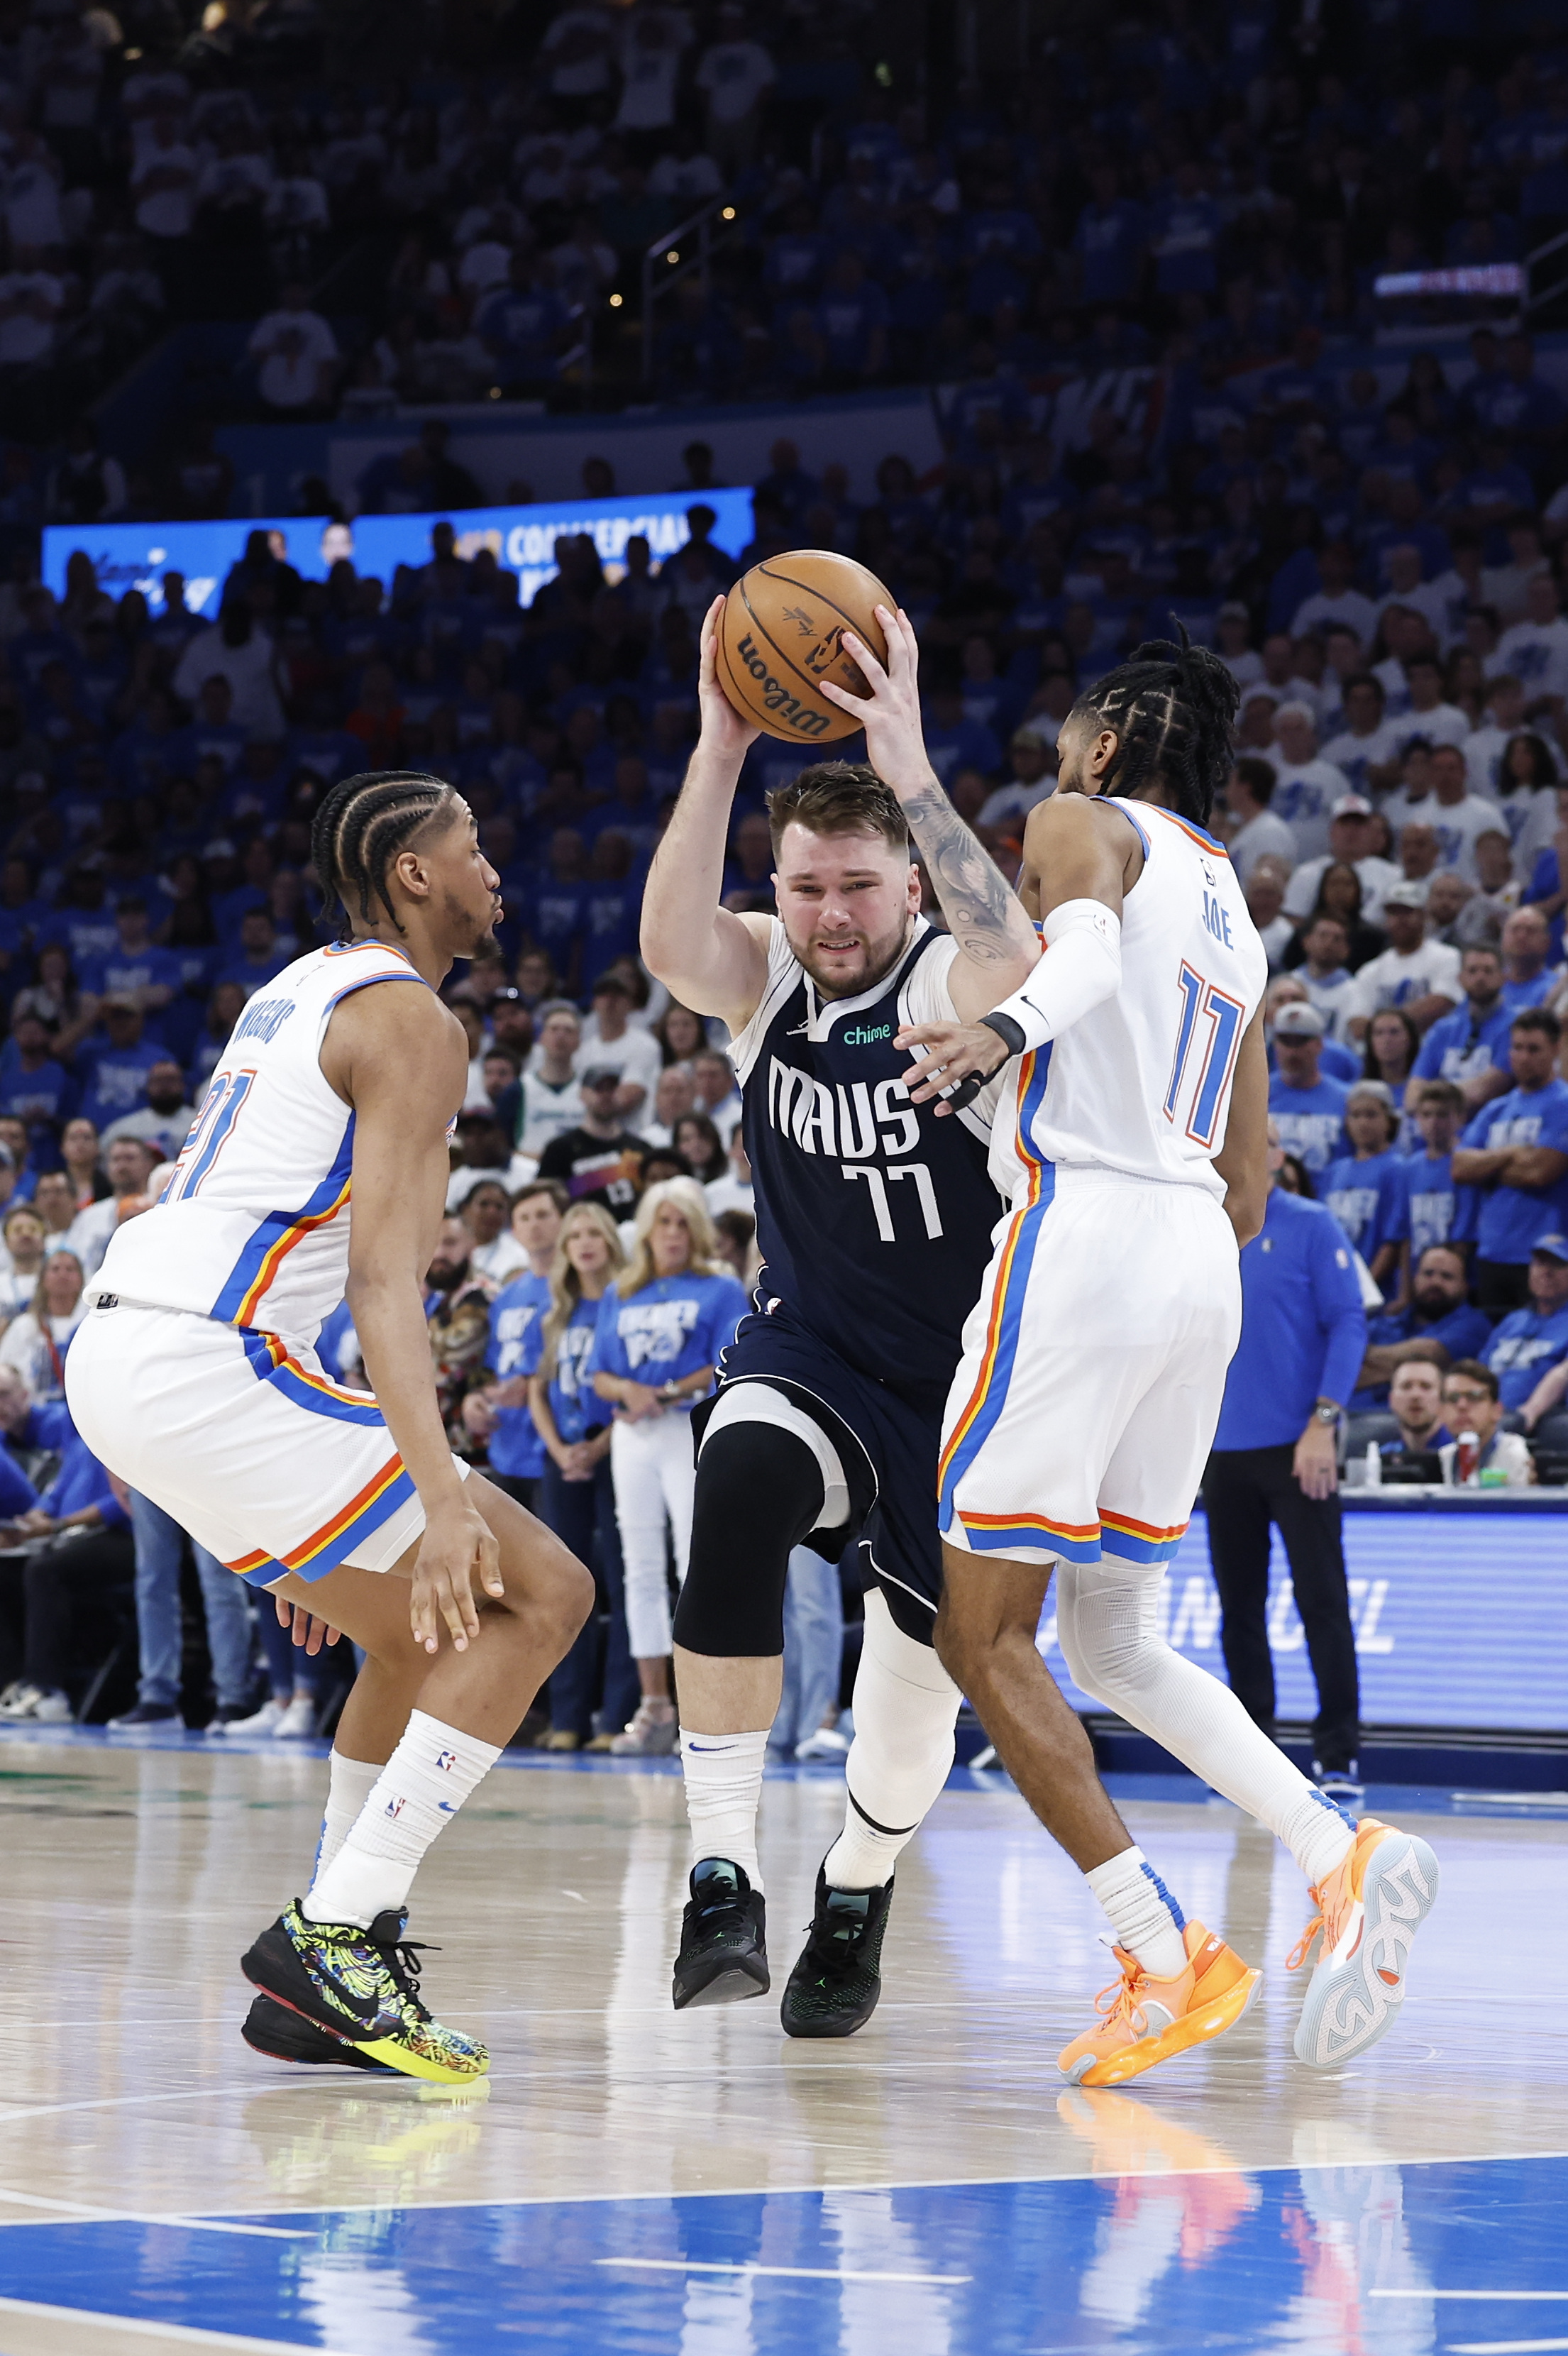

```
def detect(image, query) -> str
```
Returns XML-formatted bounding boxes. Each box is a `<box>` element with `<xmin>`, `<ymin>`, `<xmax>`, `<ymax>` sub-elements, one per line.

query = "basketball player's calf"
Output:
<box><xmin>935</xmin><ymin>1546</ymin><xmax>1261</xmax><ymax>2088</ymax></box>
<box><xmin>241</xmin><ymin>1475</ymin><xmax>592</xmax><ymax>2083</ymax></box>
<box><xmin>670</xmin><ymin>1416</ymin><xmax>962</xmax><ymax>2035</ymax></box>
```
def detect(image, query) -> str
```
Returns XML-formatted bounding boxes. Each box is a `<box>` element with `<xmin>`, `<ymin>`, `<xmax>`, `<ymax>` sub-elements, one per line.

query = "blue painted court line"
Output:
<box><xmin>1</xmin><ymin>2153</ymin><xmax>1565</xmax><ymax>2355</ymax></box>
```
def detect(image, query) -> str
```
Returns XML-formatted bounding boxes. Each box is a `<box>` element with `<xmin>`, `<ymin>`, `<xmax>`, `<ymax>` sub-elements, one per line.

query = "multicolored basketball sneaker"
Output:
<box><xmin>1057</xmin><ymin>1921</ymin><xmax>1261</xmax><ymax>2088</ymax></box>
<box><xmin>241</xmin><ymin>1900</ymin><xmax>489</xmax><ymax>2084</ymax></box>
<box><xmin>1288</xmin><ymin>1817</ymin><xmax>1438</xmax><ymax>2069</ymax></box>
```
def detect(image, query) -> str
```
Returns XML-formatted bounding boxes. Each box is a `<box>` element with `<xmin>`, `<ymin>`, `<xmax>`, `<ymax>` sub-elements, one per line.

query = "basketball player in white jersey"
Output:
<box><xmin>892</xmin><ymin>634</ymin><xmax>1439</xmax><ymax>2086</ymax></box>
<box><xmin>66</xmin><ymin>772</ymin><xmax>592</xmax><ymax>2082</ymax></box>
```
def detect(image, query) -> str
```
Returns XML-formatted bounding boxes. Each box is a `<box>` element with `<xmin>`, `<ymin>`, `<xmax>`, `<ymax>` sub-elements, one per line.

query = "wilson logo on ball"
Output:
<box><xmin>734</xmin><ymin>634</ymin><xmax>834</xmax><ymax>736</ymax></box>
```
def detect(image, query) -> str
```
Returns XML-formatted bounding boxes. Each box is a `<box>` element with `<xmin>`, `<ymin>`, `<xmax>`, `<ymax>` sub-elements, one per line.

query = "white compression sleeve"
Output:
<box><xmin>989</xmin><ymin>898</ymin><xmax>1122</xmax><ymax>1055</ymax></box>
<box><xmin>822</xmin><ymin>1590</ymin><xmax>962</xmax><ymax>1890</ymax></box>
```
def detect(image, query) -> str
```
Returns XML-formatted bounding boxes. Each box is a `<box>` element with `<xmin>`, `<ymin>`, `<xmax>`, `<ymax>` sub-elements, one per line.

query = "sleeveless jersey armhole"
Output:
<box><xmin>728</xmin><ymin>918</ymin><xmax>800</xmax><ymax>1086</ymax></box>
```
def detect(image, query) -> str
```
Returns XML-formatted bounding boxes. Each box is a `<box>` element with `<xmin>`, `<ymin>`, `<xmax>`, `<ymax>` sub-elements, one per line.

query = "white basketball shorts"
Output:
<box><xmin>939</xmin><ymin>1165</ymin><xmax>1241</xmax><ymax>1570</ymax></box>
<box><xmin>67</xmin><ymin>1301</ymin><xmax>466</xmax><ymax>1587</ymax></box>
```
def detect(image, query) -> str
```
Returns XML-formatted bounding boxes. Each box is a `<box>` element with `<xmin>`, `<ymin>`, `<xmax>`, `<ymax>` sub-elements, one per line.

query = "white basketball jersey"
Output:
<box><xmin>991</xmin><ymin>800</ymin><xmax>1268</xmax><ymax>1205</ymax></box>
<box><xmin>92</xmin><ymin>939</ymin><xmax>434</xmax><ymax>1346</ymax></box>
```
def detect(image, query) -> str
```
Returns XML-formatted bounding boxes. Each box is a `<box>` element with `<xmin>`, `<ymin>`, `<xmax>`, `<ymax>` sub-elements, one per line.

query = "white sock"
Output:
<box><xmin>304</xmin><ymin>1710</ymin><xmax>500</xmax><ymax>1929</ymax></box>
<box><xmin>313</xmin><ymin>1751</ymin><xmax>381</xmax><ymax>1878</ymax></box>
<box><xmin>1086</xmin><ymin>1846</ymin><xmax>1189</xmax><ymax>1981</ymax></box>
<box><xmin>822</xmin><ymin>1590</ymin><xmax>961</xmax><ymax>1890</ymax></box>
<box><xmin>1056</xmin><ymin>1558</ymin><xmax>1355</xmax><ymax>1888</ymax></box>
<box><xmin>679</xmin><ymin>1727</ymin><xmax>769</xmax><ymax>1892</ymax></box>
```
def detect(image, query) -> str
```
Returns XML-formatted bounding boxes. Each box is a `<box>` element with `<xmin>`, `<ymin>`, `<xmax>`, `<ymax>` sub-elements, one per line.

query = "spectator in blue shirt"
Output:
<box><xmin>1452</xmin><ymin>1007</ymin><xmax>1568</xmax><ymax>1311</ymax></box>
<box><xmin>1149</xmin><ymin>160</ymin><xmax>1220</xmax><ymax>296</ymax></box>
<box><xmin>521</xmin><ymin>1199</ymin><xmax>637</xmax><ymax>1749</ymax></box>
<box><xmin>1319</xmin><ymin>1082</ymin><xmax>1408</xmax><ymax>1294</ymax></box>
<box><xmin>1205</xmin><ymin>1122</ymin><xmax>1367</xmax><ymax>1780</ymax></box>
<box><xmin>1352</xmin><ymin>1242</ymin><xmax>1494</xmax><ymax>1409</ymax></box>
<box><xmin>0</xmin><ymin>1429</ymin><xmax>133</xmax><ymax>1724</ymax></box>
<box><xmin>74</xmin><ymin>999</ymin><xmax>163</xmax><ymax>1135</ymax></box>
<box><xmin>813</xmin><ymin>253</ymin><xmax>889</xmax><ymax>382</ymax></box>
<box><xmin>1483</xmin><ymin>1235</ymin><xmax>1568</xmax><ymax>1419</ymax></box>
<box><xmin>0</xmin><ymin>1013</ymin><xmax>75</xmax><ymax>1149</ymax></box>
<box><xmin>462</xmin><ymin>1182</ymin><xmax>565</xmax><ymax>1515</ymax></box>
<box><xmin>477</xmin><ymin>257</ymin><xmax>570</xmax><ymax>389</ymax></box>
<box><xmin>1411</xmin><ymin>944</ymin><xmax>1515</xmax><ymax>1110</ymax></box>
<box><xmin>1073</xmin><ymin>166</ymin><xmax>1147</xmax><ymax>304</ymax></box>
<box><xmin>1267</xmin><ymin>1002</ymin><xmax>1349</xmax><ymax>1174</ymax></box>
<box><xmin>1400</xmin><ymin>1079</ymin><xmax>1479</xmax><ymax>1264</ymax></box>
<box><xmin>216</xmin><ymin>910</ymin><xmax>293</xmax><ymax>999</ymax></box>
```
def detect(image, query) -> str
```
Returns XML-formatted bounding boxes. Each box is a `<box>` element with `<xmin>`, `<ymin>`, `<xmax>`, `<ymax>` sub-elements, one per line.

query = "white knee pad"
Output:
<box><xmin>825</xmin><ymin>1590</ymin><xmax>962</xmax><ymax>1887</ymax></box>
<box><xmin>1054</xmin><ymin>1556</ymin><xmax>1166</xmax><ymax>1711</ymax></box>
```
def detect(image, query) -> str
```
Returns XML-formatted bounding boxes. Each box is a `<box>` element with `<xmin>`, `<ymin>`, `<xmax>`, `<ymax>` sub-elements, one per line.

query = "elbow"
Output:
<box><xmin>1229</xmin><ymin>1194</ymin><xmax>1266</xmax><ymax>1249</ymax></box>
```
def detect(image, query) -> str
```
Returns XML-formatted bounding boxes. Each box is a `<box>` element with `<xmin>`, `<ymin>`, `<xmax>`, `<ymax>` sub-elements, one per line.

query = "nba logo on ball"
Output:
<box><xmin>718</xmin><ymin>550</ymin><xmax>893</xmax><ymax>743</ymax></box>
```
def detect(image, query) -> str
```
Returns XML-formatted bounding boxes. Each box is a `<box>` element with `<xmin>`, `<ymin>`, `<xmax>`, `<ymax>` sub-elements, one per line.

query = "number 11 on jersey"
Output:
<box><xmin>1164</xmin><ymin>963</ymin><xmax>1246</xmax><ymax>1149</ymax></box>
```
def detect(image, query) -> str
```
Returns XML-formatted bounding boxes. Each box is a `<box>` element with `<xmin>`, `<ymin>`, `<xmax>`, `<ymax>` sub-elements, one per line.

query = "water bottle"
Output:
<box><xmin>1364</xmin><ymin>1441</ymin><xmax>1381</xmax><ymax>1487</ymax></box>
<box><xmin>1456</xmin><ymin>1428</ymin><xmax>1480</xmax><ymax>1485</ymax></box>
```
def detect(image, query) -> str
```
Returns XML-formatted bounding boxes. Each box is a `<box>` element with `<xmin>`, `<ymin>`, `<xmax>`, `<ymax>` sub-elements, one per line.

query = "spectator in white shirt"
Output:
<box><xmin>521</xmin><ymin>1002</ymin><xmax>587</xmax><ymax>1157</ymax></box>
<box><xmin>1423</xmin><ymin>743</ymin><xmax>1511</xmax><ymax>883</ymax></box>
<box><xmin>1222</xmin><ymin>756</ymin><xmax>1298</xmax><ymax>879</ymax></box>
<box><xmin>1263</xmin><ymin>702</ymin><xmax>1347</xmax><ymax>859</ymax></box>
<box><xmin>696</xmin><ymin>6</ymin><xmax>777</xmax><ymax>174</ymax></box>
<box><xmin>248</xmin><ymin>283</ymin><xmax>339</xmax><ymax>412</ymax></box>
<box><xmin>1342</xmin><ymin>881</ymin><xmax>1463</xmax><ymax>1039</ymax></box>
<box><xmin>1374</xmin><ymin>542</ymin><xmax>1452</xmax><ymax>648</ymax></box>
<box><xmin>615</xmin><ymin>9</ymin><xmax>690</xmax><ymax>136</ymax></box>
<box><xmin>1214</xmin><ymin>602</ymin><xmax>1264</xmax><ymax>690</ymax></box>
<box><xmin>1388</xmin><ymin>652</ymin><xmax>1472</xmax><ymax>752</ymax></box>
<box><xmin>66</xmin><ymin>1139</ymin><xmax>159</xmax><ymax>1278</ymax></box>
<box><xmin>1246</xmin><ymin>855</ymin><xmax>1296</xmax><ymax>971</ymax></box>
<box><xmin>691</xmin><ymin>1045</ymin><xmax>744</xmax><ymax>1143</ymax></box>
<box><xmin>639</xmin><ymin>1064</ymin><xmax>697</xmax><ymax>1147</ymax></box>
<box><xmin>1292</xmin><ymin>912</ymin><xmax>1360</xmax><ymax>1037</ymax></box>
<box><xmin>1322</xmin><ymin>673</ymin><xmax>1409</xmax><ymax>798</ymax></box>
<box><xmin>0</xmin><ymin>255</ymin><xmax>64</xmax><ymax>367</ymax></box>
<box><xmin>1464</xmin><ymin>673</ymin><xmax>1529</xmax><ymax>797</ymax></box>
<box><xmin>578</xmin><ymin>972</ymin><xmax>661</xmax><ymax>1121</ymax></box>
<box><xmin>171</xmin><ymin>598</ymin><xmax>285</xmax><ymax>735</ymax></box>
<box><xmin>1283</xmin><ymin>795</ymin><xmax>1401</xmax><ymax>922</ymax></box>
<box><xmin>1492</xmin><ymin>573</ymin><xmax>1568</xmax><ymax>708</ymax></box>
<box><xmin>977</xmin><ymin>725</ymin><xmax>1056</xmax><ymax>827</ymax></box>
<box><xmin>705</xmin><ymin>1128</ymin><xmax>755</xmax><ymax>1221</ymax></box>
<box><xmin>1291</xmin><ymin>542</ymin><xmax>1378</xmax><ymax>650</ymax></box>
<box><xmin>460</xmin><ymin>1178</ymin><xmax>531</xmax><ymax>1286</ymax></box>
<box><xmin>131</xmin><ymin>118</ymin><xmax>197</xmax><ymax>243</ymax></box>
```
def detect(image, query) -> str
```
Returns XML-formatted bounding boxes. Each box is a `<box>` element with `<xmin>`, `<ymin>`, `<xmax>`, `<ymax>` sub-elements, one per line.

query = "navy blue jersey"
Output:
<box><xmin>731</xmin><ymin>918</ymin><xmax>1003</xmax><ymax>1396</ymax></box>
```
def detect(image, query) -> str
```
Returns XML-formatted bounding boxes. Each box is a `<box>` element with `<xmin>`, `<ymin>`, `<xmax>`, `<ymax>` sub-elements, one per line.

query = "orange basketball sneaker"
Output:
<box><xmin>1288</xmin><ymin>1817</ymin><xmax>1438</xmax><ymax>2069</ymax></box>
<box><xmin>1057</xmin><ymin>1922</ymin><xmax>1262</xmax><ymax>2088</ymax></box>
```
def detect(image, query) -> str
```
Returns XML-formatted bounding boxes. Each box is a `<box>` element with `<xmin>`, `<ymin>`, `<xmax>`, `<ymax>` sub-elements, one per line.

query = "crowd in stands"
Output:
<box><xmin>6</xmin><ymin>0</ymin><xmax>1568</xmax><ymax>1738</ymax></box>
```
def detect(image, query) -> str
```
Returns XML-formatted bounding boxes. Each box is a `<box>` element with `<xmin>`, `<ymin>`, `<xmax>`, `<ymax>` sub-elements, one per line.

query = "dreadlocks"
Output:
<box><xmin>311</xmin><ymin>770</ymin><xmax>456</xmax><ymax>935</ymax></box>
<box><xmin>1069</xmin><ymin>633</ymin><xmax>1239</xmax><ymax>828</ymax></box>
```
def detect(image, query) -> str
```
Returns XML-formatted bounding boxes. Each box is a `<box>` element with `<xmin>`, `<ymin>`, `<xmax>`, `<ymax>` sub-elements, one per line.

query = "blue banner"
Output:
<box><xmin>1039</xmin><ymin>1505</ymin><xmax>1568</xmax><ymax>1733</ymax></box>
<box><xmin>42</xmin><ymin>486</ymin><xmax>756</xmax><ymax>620</ymax></box>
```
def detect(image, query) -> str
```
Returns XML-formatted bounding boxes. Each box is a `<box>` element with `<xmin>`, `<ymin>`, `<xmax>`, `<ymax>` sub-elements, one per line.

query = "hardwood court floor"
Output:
<box><xmin>0</xmin><ymin>1729</ymin><xmax>1561</xmax><ymax>2355</ymax></box>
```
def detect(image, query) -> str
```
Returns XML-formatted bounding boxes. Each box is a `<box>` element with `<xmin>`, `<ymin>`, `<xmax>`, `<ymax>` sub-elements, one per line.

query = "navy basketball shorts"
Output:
<box><xmin>706</xmin><ymin>1299</ymin><xmax>951</xmax><ymax>1646</ymax></box>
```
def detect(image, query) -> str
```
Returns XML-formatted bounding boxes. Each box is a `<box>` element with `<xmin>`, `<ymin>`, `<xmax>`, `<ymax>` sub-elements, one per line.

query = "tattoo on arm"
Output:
<box><xmin>900</xmin><ymin>785</ymin><xmax>1037</xmax><ymax>969</ymax></box>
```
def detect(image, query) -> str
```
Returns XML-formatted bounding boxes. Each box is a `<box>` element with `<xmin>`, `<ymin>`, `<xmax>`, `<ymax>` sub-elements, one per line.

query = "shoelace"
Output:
<box><xmin>373</xmin><ymin>1934</ymin><xmax>436</xmax><ymax>2015</ymax></box>
<box><xmin>690</xmin><ymin>1883</ymin><xmax>749</xmax><ymax>1934</ymax></box>
<box><xmin>1093</xmin><ymin>1957</ymin><xmax>1151</xmax><ymax>2041</ymax></box>
<box><xmin>1286</xmin><ymin>1893</ymin><xmax>1325</xmax><ymax>1974</ymax></box>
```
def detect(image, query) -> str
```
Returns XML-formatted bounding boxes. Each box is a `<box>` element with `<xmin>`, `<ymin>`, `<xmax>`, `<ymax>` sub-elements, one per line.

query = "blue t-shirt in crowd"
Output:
<box><xmin>1269</xmin><ymin>1071</ymin><xmax>1350</xmax><ymax>1174</ymax></box>
<box><xmin>38</xmin><ymin>1434</ymin><xmax>127</xmax><ymax>1528</ymax></box>
<box><xmin>592</xmin><ymin>1271</ymin><xmax>749</xmax><ymax>1407</ymax></box>
<box><xmin>1213</xmin><ymin>1189</ymin><xmax>1367</xmax><ymax>1451</ymax></box>
<box><xmin>1399</xmin><ymin>1149</ymin><xmax>1479</xmax><ymax>1259</ymax></box>
<box><xmin>0</xmin><ymin>1057</ymin><xmax>74</xmax><ymax>1136</ymax></box>
<box><xmin>1413</xmin><ymin>999</ymin><xmax>1515</xmax><ymax>1087</ymax></box>
<box><xmin>1484</xmin><ymin>1302</ymin><xmax>1568</xmax><ymax>1409</ymax></box>
<box><xmin>74</xmin><ymin>1035</ymin><xmax>164</xmax><ymax>1132</ymax></box>
<box><xmin>529</xmin><ymin>1291</ymin><xmax>607</xmax><ymax>1447</ymax></box>
<box><xmin>485</xmin><ymin>1270</ymin><xmax>550</xmax><ymax>1480</ymax></box>
<box><xmin>1351</xmin><ymin>1299</ymin><xmax>1495</xmax><ymax>1409</ymax></box>
<box><xmin>0</xmin><ymin>1446</ymin><xmax>36</xmax><ymax>1519</ymax></box>
<box><xmin>1320</xmin><ymin>1149</ymin><xmax>1408</xmax><ymax>1261</ymax></box>
<box><xmin>1461</xmin><ymin>1078</ymin><xmax>1568</xmax><ymax>1263</ymax></box>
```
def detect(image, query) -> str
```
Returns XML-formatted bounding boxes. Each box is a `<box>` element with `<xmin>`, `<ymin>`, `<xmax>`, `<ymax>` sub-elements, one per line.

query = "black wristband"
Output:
<box><xmin>945</xmin><ymin>1013</ymin><xmax>1025</xmax><ymax>1113</ymax></box>
<box><xmin>979</xmin><ymin>1011</ymin><xmax>1027</xmax><ymax>1059</ymax></box>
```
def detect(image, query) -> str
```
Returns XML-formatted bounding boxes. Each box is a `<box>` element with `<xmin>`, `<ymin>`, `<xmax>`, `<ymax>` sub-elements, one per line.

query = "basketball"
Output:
<box><xmin>717</xmin><ymin>549</ymin><xmax>893</xmax><ymax>744</ymax></box>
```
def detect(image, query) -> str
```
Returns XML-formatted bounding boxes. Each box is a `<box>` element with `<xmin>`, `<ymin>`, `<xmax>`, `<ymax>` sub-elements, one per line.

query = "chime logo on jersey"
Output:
<box><xmin>618</xmin><ymin>1297</ymin><xmax>702</xmax><ymax>1368</ymax></box>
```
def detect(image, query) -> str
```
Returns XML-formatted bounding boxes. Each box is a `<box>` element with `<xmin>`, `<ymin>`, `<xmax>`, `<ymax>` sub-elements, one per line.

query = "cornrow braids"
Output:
<box><xmin>1070</xmin><ymin>632</ymin><xmax>1240</xmax><ymax>828</ymax></box>
<box><xmin>311</xmin><ymin>769</ymin><xmax>456</xmax><ymax>936</ymax></box>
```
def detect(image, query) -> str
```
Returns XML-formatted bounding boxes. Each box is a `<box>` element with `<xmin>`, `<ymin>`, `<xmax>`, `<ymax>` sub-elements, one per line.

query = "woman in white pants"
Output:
<box><xmin>592</xmin><ymin>1180</ymin><xmax>748</xmax><ymax>1754</ymax></box>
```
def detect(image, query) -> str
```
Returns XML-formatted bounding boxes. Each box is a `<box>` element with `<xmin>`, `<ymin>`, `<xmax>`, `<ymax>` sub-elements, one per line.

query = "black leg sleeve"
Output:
<box><xmin>671</xmin><ymin>1423</ymin><xmax>826</xmax><ymax>1659</ymax></box>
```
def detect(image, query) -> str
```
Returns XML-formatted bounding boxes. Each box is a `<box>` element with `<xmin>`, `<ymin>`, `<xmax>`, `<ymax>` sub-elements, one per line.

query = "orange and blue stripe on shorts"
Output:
<box><xmin>1098</xmin><ymin>1509</ymin><xmax>1190</xmax><ymax>1565</ymax></box>
<box><xmin>936</xmin><ymin>1049</ymin><xmax>1103</xmax><ymax>1558</ymax></box>
<box><xmin>223</xmin><ymin>1327</ymin><xmax>413</xmax><ymax>1585</ymax></box>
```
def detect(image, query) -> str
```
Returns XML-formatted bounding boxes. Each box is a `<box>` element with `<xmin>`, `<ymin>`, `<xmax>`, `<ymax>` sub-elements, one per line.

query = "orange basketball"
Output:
<box><xmin>717</xmin><ymin>549</ymin><xmax>893</xmax><ymax>744</ymax></box>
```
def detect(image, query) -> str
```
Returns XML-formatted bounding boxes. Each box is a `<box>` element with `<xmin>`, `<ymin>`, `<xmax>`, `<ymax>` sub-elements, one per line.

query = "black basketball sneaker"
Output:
<box><xmin>241</xmin><ymin>1992</ymin><xmax>394</xmax><ymax>2071</ymax></box>
<box><xmin>779</xmin><ymin>1866</ymin><xmax>894</xmax><ymax>2038</ymax></box>
<box><xmin>671</xmin><ymin>1859</ymin><xmax>769</xmax><ymax>2009</ymax></box>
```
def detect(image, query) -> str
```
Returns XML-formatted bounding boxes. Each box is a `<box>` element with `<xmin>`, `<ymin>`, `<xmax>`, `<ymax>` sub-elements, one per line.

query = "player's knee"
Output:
<box><xmin>671</xmin><ymin>1424</ymin><xmax>824</xmax><ymax>1658</ymax></box>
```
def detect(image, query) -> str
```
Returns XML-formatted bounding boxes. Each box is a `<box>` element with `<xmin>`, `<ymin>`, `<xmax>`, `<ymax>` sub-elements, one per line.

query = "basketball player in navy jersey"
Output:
<box><xmin>643</xmin><ymin>599</ymin><xmax>1089</xmax><ymax>2034</ymax></box>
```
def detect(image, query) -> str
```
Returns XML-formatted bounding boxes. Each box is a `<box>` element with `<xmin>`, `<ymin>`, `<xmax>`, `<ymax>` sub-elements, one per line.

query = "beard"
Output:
<box><xmin>787</xmin><ymin>908</ymin><xmax>915</xmax><ymax>1001</ymax></box>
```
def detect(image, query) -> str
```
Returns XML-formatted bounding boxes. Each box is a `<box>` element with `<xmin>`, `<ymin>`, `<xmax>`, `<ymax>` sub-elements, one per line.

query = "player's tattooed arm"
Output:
<box><xmin>826</xmin><ymin>605</ymin><xmax>1039</xmax><ymax>1013</ymax></box>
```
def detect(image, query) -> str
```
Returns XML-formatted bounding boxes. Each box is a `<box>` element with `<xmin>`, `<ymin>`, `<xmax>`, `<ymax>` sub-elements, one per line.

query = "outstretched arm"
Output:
<box><xmin>824</xmin><ymin>607</ymin><xmax>1040</xmax><ymax>1023</ymax></box>
<box><xmin>324</xmin><ymin>983</ymin><xmax>503</xmax><ymax>1656</ymax></box>
<box><xmin>893</xmin><ymin>791</ymin><xmax>1137</xmax><ymax>1109</ymax></box>
<box><xmin>639</xmin><ymin>595</ymin><xmax>773</xmax><ymax>1033</ymax></box>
